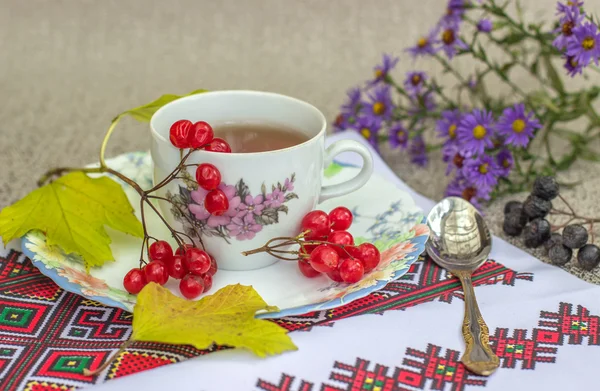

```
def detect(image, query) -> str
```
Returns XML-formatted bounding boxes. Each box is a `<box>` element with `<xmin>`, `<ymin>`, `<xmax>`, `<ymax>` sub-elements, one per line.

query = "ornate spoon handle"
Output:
<box><xmin>454</xmin><ymin>269</ymin><xmax>500</xmax><ymax>376</ymax></box>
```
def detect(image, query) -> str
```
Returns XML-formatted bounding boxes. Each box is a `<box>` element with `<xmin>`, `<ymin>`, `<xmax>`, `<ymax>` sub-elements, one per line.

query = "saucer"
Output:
<box><xmin>21</xmin><ymin>152</ymin><xmax>428</xmax><ymax>319</ymax></box>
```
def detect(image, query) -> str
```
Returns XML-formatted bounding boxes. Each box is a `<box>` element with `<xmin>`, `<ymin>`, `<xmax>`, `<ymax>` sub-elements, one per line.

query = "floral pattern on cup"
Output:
<box><xmin>166</xmin><ymin>173</ymin><xmax>298</xmax><ymax>242</ymax></box>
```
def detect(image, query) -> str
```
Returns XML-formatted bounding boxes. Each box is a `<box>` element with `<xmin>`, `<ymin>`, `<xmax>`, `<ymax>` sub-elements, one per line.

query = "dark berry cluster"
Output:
<box><xmin>503</xmin><ymin>176</ymin><xmax>600</xmax><ymax>271</ymax></box>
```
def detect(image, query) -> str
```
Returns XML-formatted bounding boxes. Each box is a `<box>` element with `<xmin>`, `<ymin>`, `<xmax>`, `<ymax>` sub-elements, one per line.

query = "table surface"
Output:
<box><xmin>1</xmin><ymin>132</ymin><xmax>599</xmax><ymax>391</ymax></box>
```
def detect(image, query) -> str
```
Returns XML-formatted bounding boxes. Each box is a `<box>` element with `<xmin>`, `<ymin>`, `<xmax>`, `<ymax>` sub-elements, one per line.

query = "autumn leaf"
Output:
<box><xmin>0</xmin><ymin>172</ymin><xmax>143</xmax><ymax>269</ymax></box>
<box><xmin>122</xmin><ymin>89</ymin><xmax>208</xmax><ymax>122</ymax></box>
<box><xmin>132</xmin><ymin>283</ymin><xmax>296</xmax><ymax>357</ymax></box>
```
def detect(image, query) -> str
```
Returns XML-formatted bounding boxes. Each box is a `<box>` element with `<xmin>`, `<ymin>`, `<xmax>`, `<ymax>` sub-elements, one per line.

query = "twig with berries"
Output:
<box><xmin>502</xmin><ymin>176</ymin><xmax>600</xmax><ymax>271</ymax></box>
<box><xmin>39</xmin><ymin>118</ymin><xmax>233</xmax><ymax>300</ymax></box>
<box><xmin>242</xmin><ymin>207</ymin><xmax>382</xmax><ymax>284</ymax></box>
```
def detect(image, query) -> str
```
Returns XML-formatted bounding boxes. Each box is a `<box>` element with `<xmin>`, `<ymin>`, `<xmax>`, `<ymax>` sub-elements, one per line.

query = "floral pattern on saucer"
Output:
<box><xmin>166</xmin><ymin>173</ymin><xmax>298</xmax><ymax>242</ymax></box>
<box><xmin>21</xmin><ymin>152</ymin><xmax>429</xmax><ymax>318</ymax></box>
<box><xmin>23</xmin><ymin>231</ymin><xmax>137</xmax><ymax>308</ymax></box>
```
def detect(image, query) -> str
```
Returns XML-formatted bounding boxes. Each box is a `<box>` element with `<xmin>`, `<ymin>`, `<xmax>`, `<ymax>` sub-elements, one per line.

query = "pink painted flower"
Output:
<box><xmin>226</xmin><ymin>214</ymin><xmax>263</xmax><ymax>240</ymax></box>
<box><xmin>284</xmin><ymin>178</ymin><xmax>294</xmax><ymax>191</ymax></box>
<box><xmin>265</xmin><ymin>189</ymin><xmax>285</xmax><ymax>208</ymax></box>
<box><xmin>189</xmin><ymin>188</ymin><xmax>210</xmax><ymax>220</ymax></box>
<box><xmin>239</xmin><ymin>195</ymin><xmax>265</xmax><ymax>216</ymax></box>
<box><xmin>380</xmin><ymin>242</ymin><xmax>417</xmax><ymax>267</ymax></box>
<box><xmin>412</xmin><ymin>224</ymin><xmax>430</xmax><ymax>237</ymax></box>
<box><xmin>219</xmin><ymin>184</ymin><xmax>242</xmax><ymax>217</ymax></box>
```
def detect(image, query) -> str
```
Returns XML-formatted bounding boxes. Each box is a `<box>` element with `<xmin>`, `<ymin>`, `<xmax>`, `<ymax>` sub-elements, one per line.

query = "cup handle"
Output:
<box><xmin>319</xmin><ymin>139</ymin><xmax>374</xmax><ymax>203</ymax></box>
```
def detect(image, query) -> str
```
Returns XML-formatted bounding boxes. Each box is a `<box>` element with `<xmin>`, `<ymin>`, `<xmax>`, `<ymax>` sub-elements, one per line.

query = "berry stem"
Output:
<box><xmin>83</xmin><ymin>339</ymin><xmax>133</xmax><ymax>377</ymax></box>
<box><xmin>242</xmin><ymin>237</ymin><xmax>356</xmax><ymax>260</ymax></box>
<box><xmin>557</xmin><ymin>194</ymin><xmax>576</xmax><ymax>216</ymax></box>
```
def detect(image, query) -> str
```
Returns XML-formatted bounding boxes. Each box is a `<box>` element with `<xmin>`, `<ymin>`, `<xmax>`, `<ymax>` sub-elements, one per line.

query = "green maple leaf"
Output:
<box><xmin>0</xmin><ymin>172</ymin><xmax>143</xmax><ymax>269</ymax></box>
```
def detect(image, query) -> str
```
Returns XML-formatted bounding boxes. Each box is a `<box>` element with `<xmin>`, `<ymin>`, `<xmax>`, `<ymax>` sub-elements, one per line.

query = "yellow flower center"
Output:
<box><xmin>472</xmin><ymin>125</ymin><xmax>487</xmax><ymax>140</ymax></box>
<box><xmin>562</xmin><ymin>21</ymin><xmax>574</xmax><ymax>36</ymax></box>
<box><xmin>375</xmin><ymin>69</ymin><xmax>384</xmax><ymax>78</ymax></box>
<box><xmin>582</xmin><ymin>37</ymin><xmax>595</xmax><ymax>50</ymax></box>
<box><xmin>417</xmin><ymin>37</ymin><xmax>428</xmax><ymax>48</ymax></box>
<box><xmin>448</xmin><ymin>124</ymin><xmax>457</xmax><ymax>139</ymax></box>
<box><xmin>569</xmin><ymin>57</ymin><xmax>578</xmax><ymax>67</ymax></box>
<box><xmin>361</xmin><ymin>128</ymin><xmax>372</xmax><ymax>139</ymax></box>
<box><xmin>512</xmin><ymin>119</ymin><xmax>526</xmax><ymax>133</ymax></box>
<box><xmin>373</xmin><ymin>102</ymin><xmax>385</xmax><ymax>115</ymax></box>
<box><xmin>442</xmin><ymin>29</ymin><xmax>455</xmax><ymax>45</ymax></box>
<box><xmin>567</xmin><ymin>1</ymin><xmax>577</xmax><ymax>5</ymax></box>
<box><xmin>502</xmin><ymin>158</ymin><xmax>511</xmax><ymax>168</ymax></box>
<box><xmin>411</xmin><ymin>74</ymin><xmax>422</xmax><ymax>86</ymax></box>
<box><xmin>478</xmin><ymin>163</ymin><xmax>489</xmax><ymax>174</ymax></box>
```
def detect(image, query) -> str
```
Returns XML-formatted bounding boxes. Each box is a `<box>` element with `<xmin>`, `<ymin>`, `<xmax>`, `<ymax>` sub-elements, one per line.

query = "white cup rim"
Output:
<box><xmin>149</xmin><ymin>90</ymin><xmax>328</xmax><ymax>156</ymax></box>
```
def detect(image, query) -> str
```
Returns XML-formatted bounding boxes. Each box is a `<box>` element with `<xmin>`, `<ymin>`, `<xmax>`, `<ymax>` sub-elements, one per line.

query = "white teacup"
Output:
<box><xmin>150</xmin><ymin>90</ymin><xmax>373</xmax><ymax>271</ymax></box>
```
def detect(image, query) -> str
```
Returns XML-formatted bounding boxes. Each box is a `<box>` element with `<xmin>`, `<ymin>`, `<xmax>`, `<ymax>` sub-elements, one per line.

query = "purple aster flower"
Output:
<box><xmin>436</xmin><ymin>109</ymin><xmax>462</xmax><ymax>143</ymax></box>
<box><xmin>368</xmin><ymin>54</ymin><xmax>399</xmax><ymax>86</ymax></box>
<box><xmin>477</xmin><ymin>19</ymin><xmax>493</xmax><ymax>33</ymax></box>
<box><xmin>553</xmin><ymin>6</ymin><xmax>584</xmax><ymax>50</ymax></box>
<box><xmin>341</xmin><ymin>87</ymin><xmax>362</xmax><ymax>113</ymax></box>
<box><xmin>189</xmin><ymin>188</ymin><xmax>210</xmax><ymax>221</ymax></box>
<box><xmin>437</xmin><ymin>24</ymin><xmax>468</xmax><ymax>59</ymax></box>
<box><xmin>409</xmin><ymin>135</ymin><xmax>428</xmax><ymax>167</ymax></box>
<box><xmin>364</xmin><ymin>84</ymin><xmax>394</xmax><ymax>121</ymax></box>
<box><xmin>404</xmin><ymin>71</ymin><xmax>427</xmax><ymax>95</ymax></box>
<box><xmin>333</xmin><ymin>113</ymin><xmax>352</xmax><ymax>132</ymax></box>
<box><xmin>496</xmin><ymin>149</ymin><xmax>514</xmax><ymax>177</ymax></box>
<box><xmin>457</xmin><ymin>109</ymin><xmax>495</xmax><ymax>155</ymax></box>
<box><xmin>556</xmin><ymin>1</ymin><xmax>584</xmax><ymax>15</ymax></box>
<box><xmin>440</xmin><ymin>0</ymin><xmax>468</xmax><ymax>27</ymax></box>
<box><xmin>388</xmin><ymin>122</ymin><xmax>409</xmax><ymax>149</ymax></box>
<box><xmin>284</xmin><ymin>178</ymin><xmax>294</xmax><ymax>191</ymax></box>
<box><xmin>566</xmin><ymin>22</ymin><xmax>600</xmax><ymax>67</ymax></box>
<box><xmin>445</xmin><ymin>174</ymin><xmax>491</xmax><ymax>211</ymax></box>
<box><xmin>226</xmin><ymin>214</ymin><xmax>262</xmax><ymax>241</ymax></box>
<box><xmin>265</xmin><ymin>189</ymin><xmax>285</xmax><ymax>208</ymax></box>
<box><xmin>443</xmin><ymin>143</ymin><xmax>472</xmax><ymax>175</ymax></box>
<box><xmin>464</xmin><ymin>154</ymin><xmax>501</xmax><ymax>189</ymax></box>
<box><xmin>564</xmin><ymin>55</ymin><xmax>584</xmax><ymax>76</ymax></box>
<box><xmin>467</xmin><ymin>76</ymin><xmax>477</xmax><ymax>90</ymax></box>
<box><xmin>496</xmin><ymin>103</ymin><xmax>541</xmax><ymax>147</ymax></box>
<box><xmin>405</xmin><ymin>28</ymin><xmax>438</xmax><ymax>58</ymax></box>
<box><xmin>333</xmin><ymin>87</ymin><xmax>363</xmax><ymax>132</ymax></box>
<box><xmin>238</xmin><ymin>195</ymin><xmax>265</xmax><ymax>217</ymax></box>
<box><xmin>353</xmin><ymin>115</ymin><xmax>382</xmax><ymax>151</ymax></box>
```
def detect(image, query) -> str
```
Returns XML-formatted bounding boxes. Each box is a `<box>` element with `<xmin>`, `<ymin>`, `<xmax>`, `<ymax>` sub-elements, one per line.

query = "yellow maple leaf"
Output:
<box><xmin>0</xmin><ymin>172</ymin><xmax>143</xmax><ymax>269</ymax></box>
<box><xmin>132</xmin><ymin>283</ymin><xmax>297</xmax><ymax>357</ymax></box>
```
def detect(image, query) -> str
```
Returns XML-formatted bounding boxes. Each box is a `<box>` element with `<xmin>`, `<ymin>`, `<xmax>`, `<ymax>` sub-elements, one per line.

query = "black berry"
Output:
<box><xmin>523</xmin><ymin>219</ymin><xmax>551</xmax><ymax>248</ymax></box>
<box><xmin>503</xmin><ymin>210</ymin><xmax>527</xmax><ymax>236</ymax></box>
<box><xmin>544</xmin><ymin>233</ymin><xmax>563</xmax><ymax>252</ymax></box>
<box><xmin>504</xmin><ymin>201</ymin><xmax>523</xmax><ymax>215</ymax></box>
<box><xmin>523</xmin><ymin>195</ymin><xmax>552</xmax><ymax>220</ymax></box>
<box><xmin>532</xmin><ymin>176</ymin><xmax>559</xmax><ymax>201</ymax></box>
<box><xmin>576</xmin><ymin>244</ymin><xmax>600</xmax><ymax>271</ymax></box>
<box><xmin>548</xmin><ymin>244</ymin><xmax>572</xmax><ymax>265</ymax></box>
<box><xmin>562</xmin><ymin>224</ymin><xmax>589</xmax><ymax>249</ymax></box>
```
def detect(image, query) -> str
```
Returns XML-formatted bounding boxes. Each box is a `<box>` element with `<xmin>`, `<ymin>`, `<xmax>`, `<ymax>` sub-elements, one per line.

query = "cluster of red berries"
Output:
<box><xmin>170</xmin><ymin>120</ymin><xmax>232</xmax><ymax>216</ymax></box>
<box><xmin>297</xmin><ymin>207</ymin><xmax>381</xmax><ymax>284</ymax></box>
<box><xmin>123</xmin><ymin>241</ymin><xmax>217</xmax><ymax>299</ymax></box>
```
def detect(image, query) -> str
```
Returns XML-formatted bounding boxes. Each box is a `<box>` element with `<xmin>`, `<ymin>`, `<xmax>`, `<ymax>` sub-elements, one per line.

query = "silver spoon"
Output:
<box><xmin>426</xmin><ymin>196</ymin><xmax>499</xmax><ymax>376</ymax></box>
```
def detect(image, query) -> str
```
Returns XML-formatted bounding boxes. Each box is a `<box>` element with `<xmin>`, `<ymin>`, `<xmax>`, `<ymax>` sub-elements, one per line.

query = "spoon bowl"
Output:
<box><xmin>426</xmin><ymin>197</ymin><xmax>499</xmax><ymax>376</ymax></box>
<box><xmin>426</xmin><ymin>197</ymin><xmax>492</xmax><ymax>271</ymax></box>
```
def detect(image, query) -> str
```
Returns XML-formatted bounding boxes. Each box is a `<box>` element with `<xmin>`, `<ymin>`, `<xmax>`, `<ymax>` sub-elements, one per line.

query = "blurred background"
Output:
<box><xmin>1</xmin><ymin>0</ymin><xmax>569</xmax><ymax>206</ymax></box>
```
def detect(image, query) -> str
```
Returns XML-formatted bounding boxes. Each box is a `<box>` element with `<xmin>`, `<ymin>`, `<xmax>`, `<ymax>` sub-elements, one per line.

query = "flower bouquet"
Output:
<box><xmin>334</xmin><ymin>0</ymin><xmax>600</xmax><ymax>209</ymax></box>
